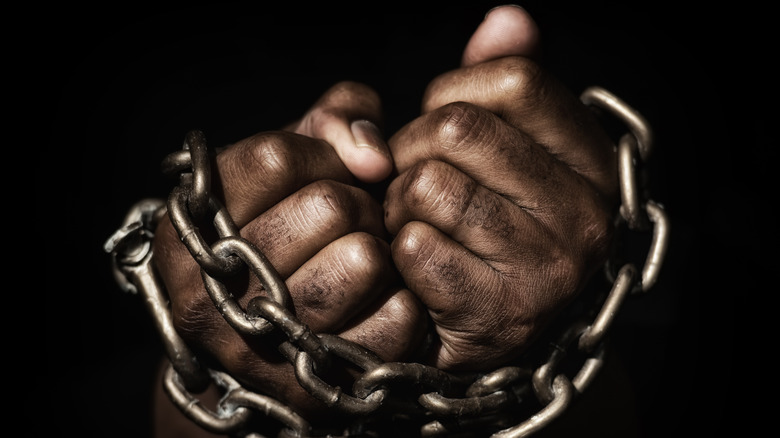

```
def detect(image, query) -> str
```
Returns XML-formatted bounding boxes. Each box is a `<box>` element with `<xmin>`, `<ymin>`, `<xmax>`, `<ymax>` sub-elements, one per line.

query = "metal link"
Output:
<box><xmin>578</xmin><ymin>264</ymin><xmax>638</xmax><ymax>352</ymax></box>
<box><xmin>104</xmin><ymin>199</ymin><xmax>164</xmax><ymax>294</ymax></box>
<box><xmin>248</xmin><ymin>296</ymin><xmax>331</xmax><ymax>370</ymax></box>
<box><xmin>105</xmin><ymin>199</ymin><xmax>210</xmax><ymax>392</ymax></box>
<box><xmin>640</xmin><ymin>201</ymin><xmax>670</xmax><ymax>292</ymax></box>
<box><xmin>617</xmin><ymin>134</ymin><xmax>650</xmax><ymax>230</ymax></box>
<box><xmin>353</xmin><ymin>362</ymin><xmax>470</xmax><ymax>400</ymax></box>
<box><xmin>163</xmin><ymin>364</ymin><xmax>254</xmax><ymax>434</ymax></box>
<box><xmin>418</xmin><ymin>391</ymin><xmax>515</xmax><ymax>417</ymax></box>
<box><xmin>161</xmin><ymin>149</ymin><xmax>194</xmax><ymax>176</ymax></box>
<box><xmin>466</xmin><ymin>367</ymin><xmax>532</xmax><ymax>398</ymax></box>
<box><xmin>606</xmin><ymin>200</ymin><xmax>670</xmax><ymax>294</ymax></box>
<box><xmin>319</xmin><ymin>333</ymin><xmax>385</xmax><ymax>369</ymax></box>
<box><xmin>182</xmin><ymin>130</ymin><xmax>212</xmax><ymax>219</ymax></box>
<box><xmin>106</xmin><ymin>86</ymin><xmax>669</xmax><ymax>437</ymax></box>
<box><xmin>223</xmin><ymin>387</ymin><xmax>312</xmax><ymax>437</ymax></box>
<box><xmin>200</xmin><ymin>237</ymin><xmax>293</xmax><ymax>336</ymax></box>
<box><xmin>531</xmin><ymin>321</ymin><xmax>588</xmax><ymax>405</ymax></box>
<box><xmin>294</xmin><ymin>351</ymin><xmax>387</xmax><ymax>415</ymax></box>
<box><xmin>167</xmin><ymin>185</ymin><xmax>244</xmax><ymax>277</ymax></box>
<box><xmin>580</xmin><ymin>86</ymin><xmax>653</xmax><ymax>160</ymax></box>
<box><xmin>492</xmin><ymin>375</ymin><xmax>574</xmax><ymax>438</ymax></box>
<box><xmin>570</xmin><ymin>343</ymin><xmax>606</xmax><ymax>395</ymax></box>
<box><xmin>581</xmin><ymin>87</ymin><xmax>671</xmax><ymax>291</ymax></box>
<box><xmin>532</xmin><ymin>326</ymin><xmax>607</xmax><ymax>405</ymax></box>
<box><xmin>421</xmin><ymin>413</ymin><xmax>519</xmax><ymax>437</ymax></box>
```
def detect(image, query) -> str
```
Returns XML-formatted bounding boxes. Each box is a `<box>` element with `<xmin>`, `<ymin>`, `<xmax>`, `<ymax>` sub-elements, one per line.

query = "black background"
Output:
<box><xmin>46</xmin><ymin>1</ymin><xmax>769</xmax><ymax>436</ymax></box>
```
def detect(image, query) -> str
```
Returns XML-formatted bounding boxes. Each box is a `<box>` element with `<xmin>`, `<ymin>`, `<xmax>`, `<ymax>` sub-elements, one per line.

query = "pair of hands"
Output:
<box><xmin>153</xmin><ymin>6</ymin><xmax>618</xmax><ymax>421</ymax></box>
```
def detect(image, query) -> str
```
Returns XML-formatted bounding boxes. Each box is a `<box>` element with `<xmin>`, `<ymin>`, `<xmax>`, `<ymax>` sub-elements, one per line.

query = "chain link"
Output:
<box><xmin>106</xmin><ymin>86</ymin><xmax>669</xmax><ymax>437</ymax></box>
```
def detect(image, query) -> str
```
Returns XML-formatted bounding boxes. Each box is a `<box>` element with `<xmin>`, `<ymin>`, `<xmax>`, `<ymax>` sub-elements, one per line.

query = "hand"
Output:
<box><xmin>384</xmin><ymin>5</ymin><xmax>619</xmax><ymax>371</ymax></box>
<box><xmin>153</xmin><ymin>81</ymin><xmax>426</xmax><ymax>420</ymax></box>
<box><xmin>286</xmin><ymin>81</ymin><xmax>394</xmax><ymax>184</ymax></box>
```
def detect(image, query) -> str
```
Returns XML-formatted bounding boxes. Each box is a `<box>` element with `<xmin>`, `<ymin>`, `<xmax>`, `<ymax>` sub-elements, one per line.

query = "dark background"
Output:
<box><xmin>46</xmin><ymin>1</ymin><xmax>769</xmax><ymax>436</ymax></box>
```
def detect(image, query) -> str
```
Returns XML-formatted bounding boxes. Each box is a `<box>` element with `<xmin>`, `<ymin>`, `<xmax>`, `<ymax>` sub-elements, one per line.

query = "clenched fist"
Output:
<box><xmin>153</xmin><ymin>82</ymin><xmax>427</xmax><ymax>422</ymax></box>
<box><xmin>383</xmin><ymin>6</ymin><xmax>618</xmax><ymax>371</ymax></box>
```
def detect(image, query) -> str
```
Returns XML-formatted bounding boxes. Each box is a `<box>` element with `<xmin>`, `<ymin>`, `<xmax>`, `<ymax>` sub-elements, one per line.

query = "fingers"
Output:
<box><xmin>289</xmin><ymin>81</ymin><xmax>393</xmax><ymax>183</ymax></box>
<box><xmin>156</xmin><ymin>226</ymin><xmax>421</xmax><ymax>419</ymax></box>
<box><xmin>384</xmin><ymin>122</ymin><xmax>612</xmax><ymax>370</ymax></box>
<box><xmin>215</xmin><ymin>131</ymin><xmax>354</xmax><ymax>227</ymax></box>
<box><xmin>152</xmin><ymin>129</ymin><xmax>413</xmax><ymax>414</ymax></box>
<box><xmin>421</xmin><ymin>57</ymin><xmax>617</xmax><ymax>198</ymax></box>
<box><xmin>338</xmin><ymin>287</ymin><xmax>428</xmax><ymax>363</ymax></box>
<box><xmin>384</xmin><ymin>159</ymin><xmax>546</xmax><ymax>264</ymax></box>
<box><xmin>284</xmin><ymin>232</ymin><xmax>397</xmax><ymax>333</ymax></box>
<box><xmin>388</xmin><ymin>101</ymin><xmax>608</xmax><ymax>225</ymax></box>
<box><xmin>218</xmin><ymin>286</ymin><xmax>426</xmax><ymax>421</ymax></box>
<box><xmin>389</xmin><ymin>220</ymin><xmax>562</xmax><ymax>370</ymax></box>
<box><xmin>383</xmin><ymin>12</ymin><xmax>620</xmax><ymax>368</ymax></box>
<box><xmin>236</xmin><ymin>182</ymin><xmax>392</xmax><ymax>331</ymax></box>
<box><xmin>157</xmin><ymin>182</ymin><xmax>391</xmax><ymax>342</ymax></box>
<box><xmin>153</xmin><ymin>78</ymin><xmax>427</xmax><ymax>418</ymax></box>
<box><xmin>461</xmin><ymin>5</ymin><xmax>541</xmax><ymax>66</ymax></box>
<box><xmin>239</xmin><ymin>179</ymin><xmax>388</xmax><ymax>277</ymax></box>
<box><xmin>154</xmin><ymin>132</ymin><xmax>361</xmax><ymax>322</ymax></box>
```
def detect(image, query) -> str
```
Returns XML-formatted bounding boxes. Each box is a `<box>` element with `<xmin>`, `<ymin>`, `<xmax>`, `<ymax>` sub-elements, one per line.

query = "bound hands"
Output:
<box><xmin>153</xmin><ymin>5</ymin><xmax>618</xmax><ymax>422</ymax></box>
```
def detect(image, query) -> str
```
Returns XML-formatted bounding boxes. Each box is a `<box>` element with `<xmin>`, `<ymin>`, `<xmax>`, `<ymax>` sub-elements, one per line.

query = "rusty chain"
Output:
<box><xmin>105</xmin><ymin>86</ymin><xmax>669</xmax><ymax>437</ymax></box>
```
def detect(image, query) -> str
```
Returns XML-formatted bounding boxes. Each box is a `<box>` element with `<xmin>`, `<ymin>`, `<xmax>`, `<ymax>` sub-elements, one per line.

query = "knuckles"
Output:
<box><xmin>400</xmin><ymin>160</ymin><xmax>471</xmax><ymax>217</ymax></box>
<box><xmin>233</xmin><ymin>132</ymin><xmax>301</xmax><ymax>186</ymax></box>
<box><xmin>223</xmin><ymin>130</ymin><xmax>344</xmax><ymax>193</ymax></box>
<box><xmin>391</xmin><ymin>222</ymin><xmax>439</xmax><ymax>274</ymax></box>
<box><xmin>153</xmin><ymin>54</ymin><xmax>618</xmax><ymax>395</ymax></box>
<box><xmin>295</xmin><ymin>179</ymin><xmax>362</xmax><ymax>231</ymax></box>
<box><xmin>488</xmin><ymin>56</ymin><xmax>546</xmax><ymax>104</ymax></box>
<box><xmin>340</xmin><ymin>289</ymin><xmax>428</xmax><ymax>363</ymax></box>
<box><xmin>299</xmin><ymin>80</ymin><xmax>382</xmax><ymax>134</ymax></box>
<box><xmin>336</xmin><ymin>232</ymin><xmax>388</xmax><ymax>274</ymax></box>
<box><xmin>427</xmin><ymin>101</ymin><xmax>492</xmax><ymax>154</ymax></box>
<box><xmin>423</xmin><ymin>56</ymin><xmax>546</xmax><ymax>112</ymax></box>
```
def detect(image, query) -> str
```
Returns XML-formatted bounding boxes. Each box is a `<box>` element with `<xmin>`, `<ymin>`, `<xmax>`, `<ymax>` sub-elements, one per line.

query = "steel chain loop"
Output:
<box><xmin>105</xmin><ymin>86</ymin><xmax>669</xmax><ymax>437</ymax></box>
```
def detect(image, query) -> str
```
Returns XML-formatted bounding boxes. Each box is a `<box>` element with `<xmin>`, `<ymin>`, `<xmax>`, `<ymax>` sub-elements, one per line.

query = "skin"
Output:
<box><xmin>152</xmin><ymin>5</ymin><xmax>618</xmax><ymax>435</ymax></box>
<box><xmin>385</xmin><ymin>6</ymin><xmax>617</xmax><ymax>370</ymax></box>
<box><xmin>153</xmin><ymin>115</ymin><xmax>426</xmax><ymax>421</ymax></box>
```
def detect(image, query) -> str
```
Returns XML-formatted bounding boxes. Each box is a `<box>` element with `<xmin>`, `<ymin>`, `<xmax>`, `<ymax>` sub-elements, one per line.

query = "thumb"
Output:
<box><xmin>461</xmin><ymin>5</ymin><xmax>541</xmax><ymax>67</ymax></box>
<box><xmin>287</xmin><ymin>81</ymin><xmax>393</xmax><ymax>183</ymax></box>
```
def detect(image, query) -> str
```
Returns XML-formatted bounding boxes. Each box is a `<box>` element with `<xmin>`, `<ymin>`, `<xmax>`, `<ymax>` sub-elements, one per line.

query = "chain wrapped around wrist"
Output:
<box><xmin>105</xmin><ymin>86</ymin><xmax>669</xmax><ymax>438</ymax></box>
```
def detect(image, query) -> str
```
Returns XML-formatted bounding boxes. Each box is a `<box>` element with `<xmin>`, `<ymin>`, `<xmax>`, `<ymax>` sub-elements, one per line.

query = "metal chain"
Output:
<box><xmin>105</xmin><ymin>86</ymin><xmax>669</xmax><ymax>437</ymax></box>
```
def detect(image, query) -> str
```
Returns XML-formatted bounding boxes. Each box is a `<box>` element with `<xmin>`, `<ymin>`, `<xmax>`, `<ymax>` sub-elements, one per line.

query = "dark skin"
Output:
<box><xmin>152</xmin><ymin>6</ymin><xmax>618</xmax><ymax>435</ymax></box>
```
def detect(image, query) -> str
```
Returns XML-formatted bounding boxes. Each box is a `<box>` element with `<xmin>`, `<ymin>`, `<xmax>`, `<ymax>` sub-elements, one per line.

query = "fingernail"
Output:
<box><xmin>351</xmin><ymin>119</ymin><xmax>391</xmax><ymax>159</ymax></box>
<box><xmin>485</xmin><ymin>4</ymin><xmax>525</xmax><ymax>19</ymax></box>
